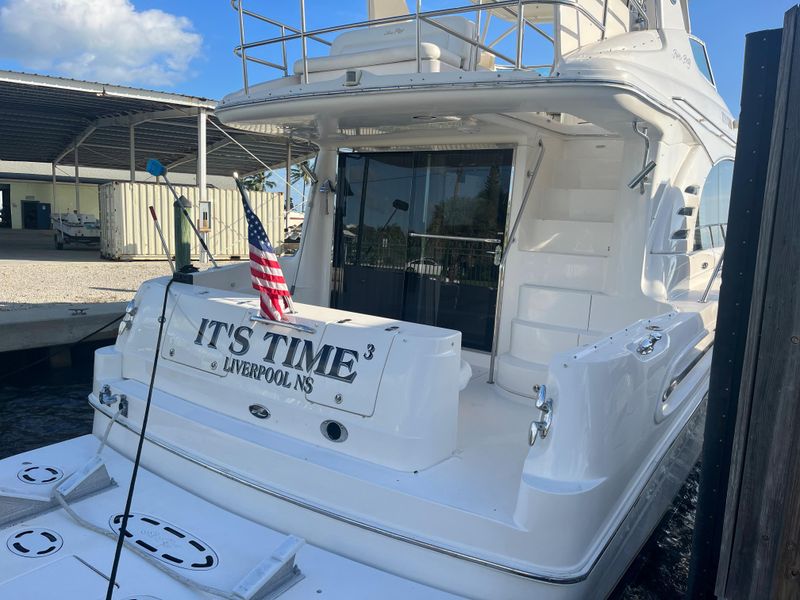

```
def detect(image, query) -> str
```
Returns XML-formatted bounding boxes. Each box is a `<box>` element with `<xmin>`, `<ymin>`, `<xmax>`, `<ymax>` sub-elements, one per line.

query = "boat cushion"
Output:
<box><xmin>294</xmin><ymin>42</ymin><xmax>462</xmax><ymax>74</ymax></box>
<box><xmin>293</xmin><ymin>16</ymin><xmax>476</xmax><ymax>74</ymax></box>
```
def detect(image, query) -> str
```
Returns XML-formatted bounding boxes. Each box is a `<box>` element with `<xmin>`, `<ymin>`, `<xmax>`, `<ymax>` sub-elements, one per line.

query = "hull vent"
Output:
<box><xmin>109</xmin><ymin>514</ymin><xmax>218</xmax><ymax>571</ymax></box>
<box><xmin>6</xmin><ymin>528</ymin><xmax>63</xmax><ymax>557</ymax></box>
<box><xmin>17</xmin><ymin>465</ymin><xmax>64</xmax><ymax>485</ymax></box>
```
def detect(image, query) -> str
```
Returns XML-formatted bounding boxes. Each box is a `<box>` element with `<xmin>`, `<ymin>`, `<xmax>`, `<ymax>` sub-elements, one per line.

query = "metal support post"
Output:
<box><xmin>129</xmin><ymin>125</ymin><xmax>136</xmax><ymax>182</ymax></box>
<box><xmin>52</xmin><ymin>162</ymin><xmax>62</xmax><ymax>232</ymax></box>
<box><xmin>281</xmin><ymin>25</ymin><xmax>289</xmax><ymax>76</ymax></box>
<box><xmin>300</xmin><ymin>0</ymin><xmax>309</xmax><ymax>84</ymax></box>
<box><xmin>74</xmin><ymin>144</ymin><xmax>81</xmax><ymax>213</ymax></box>
<box><xmin>197</xmin><ymin>109</ymin><xmax>209</xmax><ymax>263</ymax></box>
<box><xmin>416</xmin><ymin>0</ymin><xmax>422</xmax><ymax>72</ymax></box>
<box><xmin>285</xmin><ymin>137</ymin><xmax>292</xmax><ymax>239</ymax></box>
<box><xmin>473</xmin><ymin>2</ymin><xmax>482</xmax><ymax>70</ymax></box>
<box><xmin>238</xmin><ymin>0</ymin><xmax>249</xmax><ymax>93</ymax></box>
<box><xmin>515</xmin><ymin>0</ymin><xmax>524</xmax><ymax>68</ymax></box>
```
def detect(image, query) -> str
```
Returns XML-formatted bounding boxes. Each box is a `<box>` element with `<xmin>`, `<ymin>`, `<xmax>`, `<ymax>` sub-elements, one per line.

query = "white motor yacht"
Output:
<box><xmin>0</xmin><ymin>0</ymin><xmax>736</xmax><ymax>598</ymax></box>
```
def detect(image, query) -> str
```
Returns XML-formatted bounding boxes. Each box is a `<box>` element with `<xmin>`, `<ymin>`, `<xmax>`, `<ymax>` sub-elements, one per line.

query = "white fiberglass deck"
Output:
<box><xmin>96</xmin><ymin>360</ymin><xmax>538</xmax><ymax>528</ymax></box>
<box><xmin>0</xmin><ymin>436</ymin><xmax>461</xmax><ymax>599</ymax></box>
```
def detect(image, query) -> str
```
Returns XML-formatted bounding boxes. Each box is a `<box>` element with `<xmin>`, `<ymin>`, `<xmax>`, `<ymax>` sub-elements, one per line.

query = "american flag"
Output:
<box><xmin>236</xmin><ymin>180</ymin><xmax>293</xmax><ymax>321</ymax></box>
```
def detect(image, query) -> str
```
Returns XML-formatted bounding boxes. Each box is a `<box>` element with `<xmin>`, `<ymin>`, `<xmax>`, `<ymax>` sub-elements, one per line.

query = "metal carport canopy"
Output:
<box><xmin>0</xmin><ymin>70</ymin><xmax>316</xmax><ymax>177</ymax></box>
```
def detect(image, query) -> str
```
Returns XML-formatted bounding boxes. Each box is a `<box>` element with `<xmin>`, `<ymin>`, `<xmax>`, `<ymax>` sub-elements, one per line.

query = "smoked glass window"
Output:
<box><xmin>333</xmin><ymin>149</ymin><xmax>512</xmax><ymax>351</ymax></box>
<box><xmin>690</xmin><ymin>38</ymin><xmax>714</xmax><ymax>84</ymax></box>
<box><xmin>694</xmin><ymin>159</ymin><xmax>733</xmax><ymax>251</ymax></box>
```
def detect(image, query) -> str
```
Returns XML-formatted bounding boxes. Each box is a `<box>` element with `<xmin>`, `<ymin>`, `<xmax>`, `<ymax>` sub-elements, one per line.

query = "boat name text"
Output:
<box><xmin>193</xmin><ymin>317</ymin><xmax>361</xmax><ymax>392</ymax></box>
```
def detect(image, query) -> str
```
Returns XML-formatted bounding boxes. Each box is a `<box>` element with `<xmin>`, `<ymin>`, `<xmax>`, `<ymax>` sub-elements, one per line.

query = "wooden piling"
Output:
<box><xmin>687</xmin><ymin>26</ymin><xmax>784</xmax><ymax>599</ymax></box>
<box><xmin>706</xmin><ymin>6</ymin><xmax>800</xmax><ymax>598</ymax></box>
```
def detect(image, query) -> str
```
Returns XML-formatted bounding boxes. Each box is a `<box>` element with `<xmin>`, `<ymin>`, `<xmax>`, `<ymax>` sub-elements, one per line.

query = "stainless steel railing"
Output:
<box><xmin>231</xmin><ymin>0</ymin><xmax>649</xmax><ymax>92</ymax></box>
<box><xmin>488</xmin><ymin>139</ymin><xmax>545</xmax><ymax>384</ymax></box>
<box><xmin>700</xmin><ymin>249</ymin><xmax>724</xmax><ymax>303</ymax></box>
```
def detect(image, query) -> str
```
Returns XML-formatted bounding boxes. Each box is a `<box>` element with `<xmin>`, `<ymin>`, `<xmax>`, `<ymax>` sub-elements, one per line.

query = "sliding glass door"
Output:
<box><xmin>332</xmin><ymin>149</ymin><xmax>512</xmax><ymax>351</ymax></box>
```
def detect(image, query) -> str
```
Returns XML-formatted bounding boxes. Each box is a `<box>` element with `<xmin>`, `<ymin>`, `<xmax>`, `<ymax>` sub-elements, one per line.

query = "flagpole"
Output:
<box><xmin>235</xmin><ymin>176</ymin><xmax>296</xmax><ymax>322</ymax></box>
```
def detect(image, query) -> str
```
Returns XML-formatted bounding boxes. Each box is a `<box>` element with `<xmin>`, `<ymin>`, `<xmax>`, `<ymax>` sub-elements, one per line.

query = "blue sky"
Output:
<box><xmin>0</xmin><ymin>0</ymin><xmax>796</xmax><ymax>114</ymax></box>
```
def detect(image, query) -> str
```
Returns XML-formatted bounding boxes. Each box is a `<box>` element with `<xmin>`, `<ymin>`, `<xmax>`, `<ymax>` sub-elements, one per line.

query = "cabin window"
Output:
<box><xmin>690</xmin><ymin>37</ymin><xmax>714</xmax><ymax>84</ymax></box>
<box><xmin>694</xmin><ymin>159</ymin><xmax>733</xmax><ymax>251</ymax></box>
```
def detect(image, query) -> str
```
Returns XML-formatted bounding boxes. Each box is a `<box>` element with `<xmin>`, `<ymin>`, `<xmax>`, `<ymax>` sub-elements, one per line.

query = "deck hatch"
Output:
<box><xmin>109</xmin><ymin>513</ymin><xmax>218</xmax><ymax>571</ymax></box>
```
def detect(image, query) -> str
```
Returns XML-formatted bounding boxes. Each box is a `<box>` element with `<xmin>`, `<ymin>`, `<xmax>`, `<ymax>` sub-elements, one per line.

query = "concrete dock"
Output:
<box><xmin>0</xmin><ymin>229</ymin><xmax>171</xmax><ymax>352</ymax></box>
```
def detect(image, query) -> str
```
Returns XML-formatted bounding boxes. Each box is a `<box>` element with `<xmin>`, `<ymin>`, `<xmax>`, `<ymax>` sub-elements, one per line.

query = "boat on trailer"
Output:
<box><xmin>0</xmin><ymin>0</ymin><xmax>735</xmax><ymax>597</ymax></box>
<box><xmin>51</xmin><ymin>212</ymin><xmax>101</xmax><ymax>249</ymax></box>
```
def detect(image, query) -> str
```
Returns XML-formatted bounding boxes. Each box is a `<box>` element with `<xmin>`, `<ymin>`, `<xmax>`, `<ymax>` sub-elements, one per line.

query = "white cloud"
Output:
<box><xmin>0</xmin><ymin>0</ymin><xmax>202</xmax><ymax>86</ymax></box>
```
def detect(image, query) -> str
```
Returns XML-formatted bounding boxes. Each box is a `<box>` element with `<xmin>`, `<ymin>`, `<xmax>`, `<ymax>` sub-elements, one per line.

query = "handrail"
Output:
<box><xmin>488</xmin><ymin>139</ymin><xmax>545</xmax><ymax>384</ymax></box>
<box><xmin>230</xmin><ymin>0</ymin><xmax>649</xmax><ymax>87</ymax></box>
<box><xmin>672</xmin><ymin>96</ymin><xmax>737</xmax><ymax>146</ymax></box>
<box><xmin>501</xmin><ymin>139</ymin><xmax>545</xmax><ymax>267</ymax></box>
<box><xmin>236</xmin><ymin>0</ymin><xmax>606</xmax><ymax>50</ymax></box>
<box><xmin>632</xmin><ymin>120</ymin><xmax>651</xmax><ymax>194</ymax></box>
<box><xmin>231</xmin><ymin>1</ymin><xmax>332</xmax><ymax>46</ymax></box>
<box><xmin>409</xmin><ymin>232</ymin><xmax>502</xmax><ymax>244</ymax></box>
<box><xmin>700</xmin><ymin>249</ymin><xmax>723</xmax><ymax>303</ymax></box>
<box><xmin>236</xmin><ymin>0</ymin><xmax>249</xmax><ymax>92</ymax></box>
<box><xmin>421</xmin><ymin>16</ymin><xmax>517</xmax><ymax>68</ymax></box>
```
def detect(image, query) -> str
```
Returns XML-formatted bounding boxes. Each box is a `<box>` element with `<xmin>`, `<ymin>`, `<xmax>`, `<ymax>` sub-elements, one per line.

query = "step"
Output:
<box><xmin>525</xmin><ymin>219</ymin><xmax>613</xmax><ymax>256</ymax></box>
<box><xmin>495</xmin><ymin>353</ymin><xmax>548</xmax><ymax>398</ymax></box>
<box><xmin>587</xmin><ymin>292</ymin><xmax>669</xmax><ymax>333</ymax></box>
<box><xmin>509</xmin><ymin>319</ymin><xmax>582</xmax><ymax>365</ymax></box>
<box><xmin>517</xmin><ymin>285</ymin><xmax>592</xmax><ymax>329</ymax></box>
<box><xmin>552</xmin><ymin>159</ymin><xmax>622</xmax><ymax>190</ymax></box>
<box><xmin>539</xmin><ymin>189</ymin><xmax>617</xmax><ymax>223</ymax></box>
<box><xmin>516</xmin><ymin>251</ymin><xmax>608</xmax><ymax>292</ymax></box>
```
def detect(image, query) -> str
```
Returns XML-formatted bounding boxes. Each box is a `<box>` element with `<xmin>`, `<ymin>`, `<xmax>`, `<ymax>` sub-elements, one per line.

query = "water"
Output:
<box><xmin>0</xmin><ymin>341</ymin><xmax>100</xmax><ymax>460</ymax></box>
<box><xmin>612</xmin><ymin>465</ymin><xmax>700</xmax><ymax>599</ymax></box>
<box><xmin>0</xmin><ymin>382</ymin><xmax>94</xmax><ymax>460</ymax></box>
<box><xmin>0</xmin><ymin>344</ymin><xmax>699</xmax><ymax>598</ymax></box>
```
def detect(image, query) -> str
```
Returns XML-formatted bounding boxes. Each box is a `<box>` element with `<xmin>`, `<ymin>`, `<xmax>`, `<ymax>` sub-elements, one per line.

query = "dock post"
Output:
<box><xmin>687</xmin><ymin>26</ymin><xmax>784</xmax><ymax>598</ymax></box>
<box><xmin>699</xmin><ymin>6</ymin><xmax>800</xmax><ymax>598</ymax></box>
<box><xmin>173</xmin><ymin>196</ymin><xmax>192</xmax><ymax>271</ymax></box>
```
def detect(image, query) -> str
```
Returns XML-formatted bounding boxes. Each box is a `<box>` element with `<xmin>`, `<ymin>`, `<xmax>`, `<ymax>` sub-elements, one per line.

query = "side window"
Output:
<box><xmin>694</xmin><ymin>160</ymin><xmax>733</xmax><ymax>251</ymax></box>
<box><xmin>690</xmin><ymin>38</ymin><xmax>714</xmax><ymax>84</ymax></box>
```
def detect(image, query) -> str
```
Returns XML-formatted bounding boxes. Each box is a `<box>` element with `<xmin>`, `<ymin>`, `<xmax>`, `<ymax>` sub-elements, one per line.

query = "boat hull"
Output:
<box><xmin>75</xmin><ymin>389</ymin><xmax>706</xmax><ymax>599</ymax></box>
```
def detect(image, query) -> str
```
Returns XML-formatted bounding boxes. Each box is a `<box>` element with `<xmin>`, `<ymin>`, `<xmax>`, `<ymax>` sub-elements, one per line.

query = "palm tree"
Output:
<box><xmin>242</xmin><ymin>170</ymin><xmax>276</xmax><ymax>191</ymax></box>
<box><xmin>290</xmin><ymin>158</ymin><xmax>316</xmax><ymax>209</ymax></box>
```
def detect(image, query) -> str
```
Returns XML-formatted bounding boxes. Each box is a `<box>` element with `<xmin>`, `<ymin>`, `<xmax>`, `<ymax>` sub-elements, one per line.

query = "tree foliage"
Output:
<box><xmin>241</xmin><ymin>170</ymin><xmax>276</xmax><ymax>191</ymax></box>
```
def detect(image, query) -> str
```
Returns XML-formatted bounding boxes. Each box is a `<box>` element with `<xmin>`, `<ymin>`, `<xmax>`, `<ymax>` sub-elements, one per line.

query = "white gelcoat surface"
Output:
<box><xmin>1</xmin><ymin>1</ymin><xmax>734</xmax><ymax>597</ymax></box>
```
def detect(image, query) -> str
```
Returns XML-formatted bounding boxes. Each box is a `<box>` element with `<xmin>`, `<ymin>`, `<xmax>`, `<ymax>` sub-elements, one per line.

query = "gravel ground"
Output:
<box><xmin>0</xmin><ymin>229</ymin><xmax>174</xmax><ymax>311</ymax></box>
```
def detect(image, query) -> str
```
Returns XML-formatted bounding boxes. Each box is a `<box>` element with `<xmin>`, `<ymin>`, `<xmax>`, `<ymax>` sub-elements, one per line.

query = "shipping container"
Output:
<box><xmin>99</xmin><ymin>182</ymin><xmax>285</xmax><ymax>261</ymax></box>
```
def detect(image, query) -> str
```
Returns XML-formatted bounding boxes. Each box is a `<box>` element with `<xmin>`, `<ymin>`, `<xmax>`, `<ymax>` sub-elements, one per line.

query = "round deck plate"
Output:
<box><xmin>16</xmin><ymin>465</ymin><xmax>64</xmax><ymax>485</ymax></box>
<box><xmin>6</xmin><ymin>528</ymin><xmax>63</xmax><ymax>558</ymax></box>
